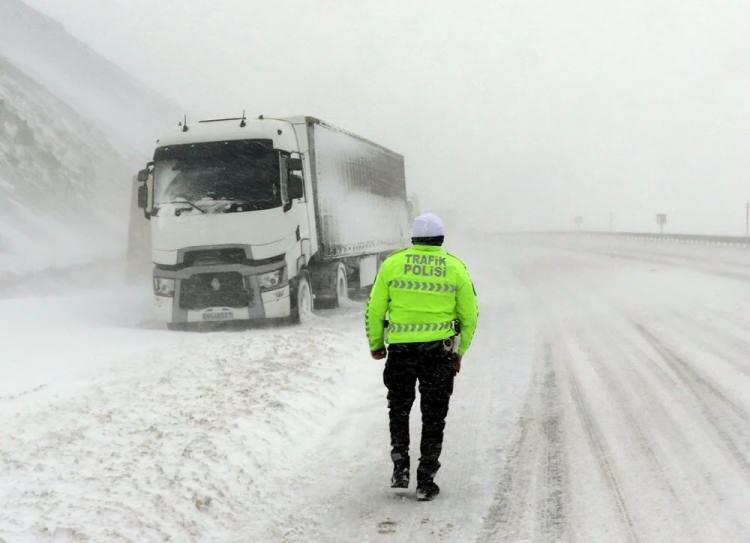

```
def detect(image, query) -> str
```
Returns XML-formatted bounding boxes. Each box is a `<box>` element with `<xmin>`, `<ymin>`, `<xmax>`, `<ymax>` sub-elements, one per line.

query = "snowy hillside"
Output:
<box><xmin>0</xmin><ymin>0</ymin><xmax>180</xmax><ymax>278</ymax></box>
<box><xmin>0</xmin><ymin>0</ymin><xmax>180</xmax><ymax>160</ymax></box>
<box><xmin>0</xmin><ymin>56</ymin><xmax>134</xmax><ymax>274</ymax></box>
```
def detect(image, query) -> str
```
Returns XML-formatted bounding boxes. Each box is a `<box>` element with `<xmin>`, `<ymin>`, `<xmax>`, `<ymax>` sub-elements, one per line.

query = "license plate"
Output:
<box><xmin>202</xmin><ymin>310</ymin><xmax>234</xmax><ymax>321</ymax></box>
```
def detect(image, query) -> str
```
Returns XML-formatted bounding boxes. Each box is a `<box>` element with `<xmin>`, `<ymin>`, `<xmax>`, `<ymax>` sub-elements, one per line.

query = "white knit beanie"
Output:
<box><xmin>411</xmin><ymin>212</ymin><xmax>445</xmax><ymax>238</ymax></box>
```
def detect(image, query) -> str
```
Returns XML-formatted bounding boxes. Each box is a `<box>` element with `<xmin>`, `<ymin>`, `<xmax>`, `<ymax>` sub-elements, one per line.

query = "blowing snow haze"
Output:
<box><xmin>3</xmin><ymin>2</ymin><xmax>750</xmax><ymax>541</ymax></box>
<box><xmin>18</xmin><ymin>0</ymin><xmax>750</xmax><ymax>237</ymax></box>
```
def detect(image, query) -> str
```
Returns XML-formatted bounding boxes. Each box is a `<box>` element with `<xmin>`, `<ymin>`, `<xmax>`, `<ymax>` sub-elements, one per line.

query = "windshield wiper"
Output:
<box><xmin>220</xmin><ymin>198</ymin><xmax>273</xmax><ymax>211</ymax></box>
<box><xmin>155</xmin><ymin>198</ymin><xmax>207</xmax><ymax>214</ymax></box>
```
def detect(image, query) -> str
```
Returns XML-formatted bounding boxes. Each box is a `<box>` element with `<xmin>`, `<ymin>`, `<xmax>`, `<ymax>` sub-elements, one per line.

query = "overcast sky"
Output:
<box><xmin>25</xmin><ymin>0</ymin><xmax>750</xmax><ymax>233</ymax></box>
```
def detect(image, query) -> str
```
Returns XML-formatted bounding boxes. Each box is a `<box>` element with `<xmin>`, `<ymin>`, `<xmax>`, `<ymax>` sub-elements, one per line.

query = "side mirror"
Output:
<box><xmin>289</xmin><ymin>174</ymin><xmax>304</xmax><ymax>200</ymax></box>
<box><xmin>288</xmin><ymin>157</ymin><xmax>303</xmax><ymax>171</ymax></box>
<box><xmin>137</xmin><ymin>168</ymin><xmax>149</xmax><ymax>183</ymax></box>
<box><xmin>137</xmin><ymin>183</ymin><xmax>148</xmax><ymax>210</ymax></box>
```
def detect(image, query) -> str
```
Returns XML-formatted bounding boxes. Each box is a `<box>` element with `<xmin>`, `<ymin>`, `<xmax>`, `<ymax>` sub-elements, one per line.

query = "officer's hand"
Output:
<box><xmin>451</xmin><ymin>354</ymin><xmax>462</xmax><ymax>375</ymax></box>
<box><xmin>371</xmin><ymin>348</ymin><xmax>387</xmax><ymax>360</ymax></box>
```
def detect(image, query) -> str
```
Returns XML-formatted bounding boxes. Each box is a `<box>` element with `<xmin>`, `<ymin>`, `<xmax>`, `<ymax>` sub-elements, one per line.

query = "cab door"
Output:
<box><xmin>280</xmin><ymin>153</ymin><xmax>312</xmax><ymax>273</ymax></box>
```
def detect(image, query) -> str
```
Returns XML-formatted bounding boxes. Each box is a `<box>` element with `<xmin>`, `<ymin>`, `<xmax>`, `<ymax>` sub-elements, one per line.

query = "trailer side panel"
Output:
<box><xmin>310</xmin><ymin>121</ymin><xmax>410</xmax><ymax>258</ymax></box>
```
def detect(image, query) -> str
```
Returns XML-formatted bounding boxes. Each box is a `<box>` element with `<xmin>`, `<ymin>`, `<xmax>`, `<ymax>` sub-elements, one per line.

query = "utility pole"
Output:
<box><xmin>745</xmin><ymin>202</ymin><xmax>748</xmax><ymax>238</ymax></box>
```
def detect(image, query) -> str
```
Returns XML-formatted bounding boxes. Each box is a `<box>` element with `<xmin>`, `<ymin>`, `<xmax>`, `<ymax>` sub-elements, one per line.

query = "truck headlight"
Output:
<box><xmin>258</xmin><ymin>269</ymin><xmax>283</xmax><ymax>290</ymax></box>
<box><xmin>154</xmin><ymin>276</ymin><xmax>175</xmax><ymax>297</ymax></box>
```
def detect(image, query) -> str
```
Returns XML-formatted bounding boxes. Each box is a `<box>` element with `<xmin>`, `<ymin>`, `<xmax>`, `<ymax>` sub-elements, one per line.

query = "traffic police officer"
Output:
<box><xmin>366</xmin><ymin>212</ymin><xmax>478</xmax><ymax>501</ymax></box>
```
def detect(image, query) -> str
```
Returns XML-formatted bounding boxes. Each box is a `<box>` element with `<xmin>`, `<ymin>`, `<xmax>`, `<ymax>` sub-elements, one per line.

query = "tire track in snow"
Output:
<box><xmin>636</xmin><ymin>323</ymin><xmax>750</xmax><ymax>426</ymax></box>
<box><xmin>493</xmin><ymin>241</ymin><xmax>750</xmax><ymax>541</ymax></box>
<box><xmin>615</xmin><ymin>321</ymin><xmax>750</xmax><ymax>539</ymax></box>
<box><xmin>633</xmin><ymin>323</ymin><xmax>750</xmax><ymax>480</ymax></box>
<box><xmin>537</xmin><ymin>343</ymin><xmax>567</xmax><ymax>542</ymax></box>
<box><xmin>560</xmin><ymin>262</ymin><xmax>750</xmax><ymax>540</ymax></box>
<box><xmin>565</xmin><ymin>368</ymin><xmax>640</xmax><ymax>543</ymax></box>
<box><xmin>477</xmin><ymin>383</ymin><xmax>535</xmax><ymax>542</ymax></box>
<box><xmin>667</xmin><ymin>311</ymin><xmax>750</xmax><ymax>379</ymax></box>
<box><xmin>517</xmin><ymin>252</ymin><xmax>639</xmax><ymax>541</ymax></box>
<box><xmin>573</xmin><ymin>332</ymin><xmax>686</xmax><ymax>505</ymax></box>
<box><xmin>555</xmin><ymin>274</ymin><xmax>723</xmax><ymax>535</ymax></box>
<box><xmin>479</xmin><ymin>341</ymin><xmax>568</xmax><ymax>543</ymax></box>
<box><xmin>555</xmin><ymin>260</ymin><xmax>750</xmax><ymax>538</ymax></box>
<box><xmin>570</xmin><ymin>309</ymin><xmax>750</xmax><ymax>538</ymax></box>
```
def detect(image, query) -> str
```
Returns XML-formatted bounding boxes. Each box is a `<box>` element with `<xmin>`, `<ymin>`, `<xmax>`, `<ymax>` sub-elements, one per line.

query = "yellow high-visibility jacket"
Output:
<box><xmin>365</xmin><ymin>244</ymin><xmax>478</xmax><ymax>355</ymax></box>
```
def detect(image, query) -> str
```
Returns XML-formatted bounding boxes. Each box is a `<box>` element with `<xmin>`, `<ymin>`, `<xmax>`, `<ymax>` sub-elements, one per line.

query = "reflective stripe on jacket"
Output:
<box><xmin>365</xmin><ymin>244</ymin><xmax>478</xmax><ymax>355</ymax></box>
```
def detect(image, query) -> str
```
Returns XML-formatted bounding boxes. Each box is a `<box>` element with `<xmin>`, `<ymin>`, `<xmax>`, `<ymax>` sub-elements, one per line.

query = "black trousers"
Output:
<box><xmin>383</xmin><ymin>342</ymin><xmax>455</xmax><ymax>484</ymax></box>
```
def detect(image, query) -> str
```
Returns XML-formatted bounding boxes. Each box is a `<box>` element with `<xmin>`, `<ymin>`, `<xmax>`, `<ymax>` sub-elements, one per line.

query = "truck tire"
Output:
<box><xmin>290</xmin><ymin>272</ymin><xmax>314</xmax><ymax>324</ymax></box>
<box><xmin>311</xmin><ymin>261</ymin><xmax>348</xmax><ymax>309</ymax></box>
<box><xmin>333</xmin><ymin>262</ymin><xmax>349</xmax><ymax>307</ymax></box>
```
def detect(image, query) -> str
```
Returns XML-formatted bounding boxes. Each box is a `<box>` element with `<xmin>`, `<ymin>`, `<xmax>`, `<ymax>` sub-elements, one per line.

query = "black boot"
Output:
<box><xmin>416</xmin><ymin>481</ymin><xmax>440</xmax><ymax>501</ymax></box>
<box><xmin>391</xmin><ymin>459</ymin><xmax>410</xmax><ymax>488</ymax></box>
<box><xmin>390</xmin><ymin>449</ymin><xmax>410</xmax><ymax>488</ymax></box>
<box><xmin>416</xmin><ymin>459</ymin><xmax>440</xmax><ymax>500</ymax></box>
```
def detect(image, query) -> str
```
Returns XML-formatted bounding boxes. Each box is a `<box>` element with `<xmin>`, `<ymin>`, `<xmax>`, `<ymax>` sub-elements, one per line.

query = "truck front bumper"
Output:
<box><xmin>153</xmin><ymin>262</ymin><xmax>291</xmax><ymax>323</ymax></box>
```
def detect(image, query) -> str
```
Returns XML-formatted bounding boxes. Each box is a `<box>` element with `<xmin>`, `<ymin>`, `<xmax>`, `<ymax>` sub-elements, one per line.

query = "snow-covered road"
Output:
<box><xmin>2</xmin><ymin>236</ymin><xmax>749</xmax><ymax>542</ymax></box>
<box><xmin>478</xmin><ymin>238</ymin><xmax>750</xmax><ymax>543</ymax></box>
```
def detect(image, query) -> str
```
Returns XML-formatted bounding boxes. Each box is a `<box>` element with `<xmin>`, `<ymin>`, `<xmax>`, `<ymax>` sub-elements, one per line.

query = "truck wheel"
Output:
<box><xmin>333</xmin><ymin>262</ymin><xmax>349</xmax><ymax>307</ymax></box>
<box><xmin>291</xmin><ymin>272</ymin><xmax>314</xmax><ymax>324</ymax></box>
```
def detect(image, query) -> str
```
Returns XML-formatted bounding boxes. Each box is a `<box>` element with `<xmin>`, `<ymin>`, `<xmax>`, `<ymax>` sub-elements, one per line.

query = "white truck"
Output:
<box><xmin>134</xmin><ymin>115</ymin><xmax>411</xmax><ymax>328</ymax></box>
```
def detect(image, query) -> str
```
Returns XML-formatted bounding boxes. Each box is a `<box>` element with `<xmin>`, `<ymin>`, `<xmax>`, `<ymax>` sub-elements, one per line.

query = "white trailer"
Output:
<box><xmin>133</xmin><ymin>115</ymin><xmax>410</xmax><ymax>327</ymax></box>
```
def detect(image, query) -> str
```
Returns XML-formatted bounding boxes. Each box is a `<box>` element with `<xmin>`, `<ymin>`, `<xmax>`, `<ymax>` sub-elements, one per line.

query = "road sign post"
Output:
<box><xmin>656</xmin><ymin>213</ymin><xmax>667</xmax><ymax>235</ymax></box>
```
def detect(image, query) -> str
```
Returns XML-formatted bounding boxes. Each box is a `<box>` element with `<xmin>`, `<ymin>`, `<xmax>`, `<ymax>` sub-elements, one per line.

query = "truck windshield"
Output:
<box><xmin>153</xmin><ymin>139</ymin><xmax>281</xmax><ymax>212</ymax></box>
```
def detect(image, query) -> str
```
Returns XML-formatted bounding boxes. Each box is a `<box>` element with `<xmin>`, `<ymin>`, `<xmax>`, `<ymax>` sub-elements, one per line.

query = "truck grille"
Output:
<box><xmin>183</xmin><ymin>248</ymin><xmax>247</xmax><ymax>267</ymax></box>
<box><xmin>179</xmin><ymin>272</ymin><xmax>252</xmax><ymax>310</ymax></box>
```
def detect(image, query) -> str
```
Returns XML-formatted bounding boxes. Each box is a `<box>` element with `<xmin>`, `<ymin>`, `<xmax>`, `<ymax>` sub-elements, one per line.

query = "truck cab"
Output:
<box><xmin>139</xmin><ymin>116</ymin><xmax>313</xmax><ymax>326</ymax></box>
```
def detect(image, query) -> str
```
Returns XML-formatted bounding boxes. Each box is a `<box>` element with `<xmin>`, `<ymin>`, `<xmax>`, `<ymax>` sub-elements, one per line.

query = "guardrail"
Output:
<box><xmin>586</xmin><ymin>231</ymin><xmax>750</xmax><ymax>246</ymax></box>
<box><xmin>509</xmin><ymin>231</ymin><xmax>750</xmax><ymax>248</ymax></box>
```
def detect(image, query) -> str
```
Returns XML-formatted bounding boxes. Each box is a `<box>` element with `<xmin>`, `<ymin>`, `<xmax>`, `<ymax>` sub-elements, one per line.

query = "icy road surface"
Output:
<box><xmin>1</xmin><ymin>235</ymin><xmax>749</xmax><ymax>542</ymax></box>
